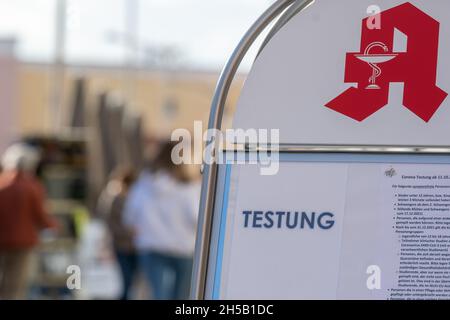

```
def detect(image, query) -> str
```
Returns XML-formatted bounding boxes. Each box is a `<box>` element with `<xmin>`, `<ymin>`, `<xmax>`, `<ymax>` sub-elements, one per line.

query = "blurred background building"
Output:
<box><xmin>12</xmin><ymin>60</ymin><xmax>244</xmax><ymax>194</ymax></box>
<box><xmin>0</xmin><ymin>0</ymin><xmax>271</xmax><ymax>300</ymax></box>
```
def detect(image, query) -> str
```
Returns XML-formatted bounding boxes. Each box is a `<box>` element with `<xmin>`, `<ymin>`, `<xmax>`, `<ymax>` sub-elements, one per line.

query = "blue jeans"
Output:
<box><xmin>115</xmin><ymin>251</ymin><xmax>138</xmax><ymax>300</ymax></box>
<box><xmin>139</xmin><ymin>251</ymin><xmax>193</xmax><ymax>300</ymax></box>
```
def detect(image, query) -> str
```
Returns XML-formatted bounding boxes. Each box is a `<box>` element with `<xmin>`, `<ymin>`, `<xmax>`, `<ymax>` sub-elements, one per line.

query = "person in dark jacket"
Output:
<box><xmin>97</xmin><ymin>167</ymin><xmax>137</xmax><ymax>300</ymax></box>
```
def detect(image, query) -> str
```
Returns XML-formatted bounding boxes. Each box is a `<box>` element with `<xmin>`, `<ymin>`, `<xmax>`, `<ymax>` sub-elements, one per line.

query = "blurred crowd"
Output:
<box><xmin>0</xmin><ymin>140</ymin><xmax>201</xmax><ymax>300</ymax></box>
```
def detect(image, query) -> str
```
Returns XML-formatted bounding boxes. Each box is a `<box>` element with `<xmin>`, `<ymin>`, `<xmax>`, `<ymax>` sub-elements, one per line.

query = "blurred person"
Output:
<box><xmin>0</xmin><ymin>144</ymin><xmax>58</xmax><ymax>300</ymax></box>
<box><xmin>124</xmin><ymin>142</ymin><xmax>200</xmax><ymax>300</ymax></box>
<box><xmin>97</xmin><ymin>167</ymin><xmax>138</xmax><ymax>300</ymax></box>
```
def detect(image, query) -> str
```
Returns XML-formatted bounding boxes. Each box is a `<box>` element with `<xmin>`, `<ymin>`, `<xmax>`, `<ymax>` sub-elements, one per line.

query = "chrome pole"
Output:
<box><xmin>190</xmin><ymin>0</ymin><xmax>303</xmax><ymax>300</ymax></box>
<box><xmin>51</xmin><ymin>0</ymin><xmax>67</xmax><ymax>132</ymax></box>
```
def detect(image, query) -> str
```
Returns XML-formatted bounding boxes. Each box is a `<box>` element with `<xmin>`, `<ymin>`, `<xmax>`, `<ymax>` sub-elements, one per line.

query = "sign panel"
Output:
<box><xmin>198</xmin><ymin>0</ymin><xmax>450</xmax><ymax>300</ymax></box>
<box><xmin>209</xmin><ymin>154</ymin><xmax>450</xmax><ymax>299</ymax></box>
<box><xmin>233</xmin><ymin>0</ymin><xmax>450</xmax><ymax>145</ymax></box>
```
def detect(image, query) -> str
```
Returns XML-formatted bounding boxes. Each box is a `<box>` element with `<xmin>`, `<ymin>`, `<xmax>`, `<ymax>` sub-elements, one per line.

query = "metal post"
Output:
<box><xmin>190</xmin><ymin>0</ymin><xmax>308</xmax><ymax>300</ymax></box>
<box><xmin>124</xmin><ymin>0</ymin><xmax>139</xmax><ymax>105</ymax></box>
<box><xmin>51</xmin><ymin>0</ymin><xmax>67</xmax><ymax>132</ymax></box>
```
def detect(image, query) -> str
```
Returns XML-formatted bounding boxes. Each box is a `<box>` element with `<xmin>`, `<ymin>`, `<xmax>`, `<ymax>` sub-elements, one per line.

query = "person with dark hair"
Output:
<box><xmin>0</xmin><ymin>144</ymin><xmax>58</xmax><ymax>300</ymax></box>
<box><xmin>124</xmin><ymin>142</ymin><xmax>200</xmax><ymax>300</ymax></box>
<box><xmin>97</xmin><ymin>166</ymin><xmax>138</xmax><ymax>300</ymax></box>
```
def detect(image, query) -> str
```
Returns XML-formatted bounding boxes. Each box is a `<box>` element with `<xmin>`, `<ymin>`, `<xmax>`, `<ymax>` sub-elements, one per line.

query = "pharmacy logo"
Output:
<box><xmin>326</xmin><ymin>2</ymin><xmax>448</xmax><ymax>122</ymax></box>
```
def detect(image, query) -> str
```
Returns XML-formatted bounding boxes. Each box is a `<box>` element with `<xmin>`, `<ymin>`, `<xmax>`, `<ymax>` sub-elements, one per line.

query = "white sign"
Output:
<box><xmin>233</xmin><ymin>0</ymin><xmax>450</xmax><ymax>145</ymax></box>
<box><xmin>200</xmin><ymin>0</ymin><xmax>450</xmax><ymax>300</ymax></box>
<box><xmin>212</xmin><ymin>156</ymin><xmax>450</xmax><ymax>299</ymax></box>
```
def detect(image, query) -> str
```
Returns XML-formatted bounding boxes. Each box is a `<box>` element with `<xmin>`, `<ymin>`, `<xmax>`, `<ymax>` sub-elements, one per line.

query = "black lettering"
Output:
<box><xmin>318</xmin><ymin>212</ymin><xmax>335</xmax><ymax>230</ymax></box>
<box><xmin>242</xmin><ymin>211</ymin><xmax>252</xmax><ymax>228</ymax></box>
<box><xmin>301</xmin><ymin>212</ymin><xmax>315</xmax><ymax>229</ymax></box>
<box><xmin>286</xmin><ymin>212</ymin><xmax>299</xmax><ymax>229</ymax></box>
<box><xmin>253</xmin><ymin>211</ymin><xmax>263</xmax><ymax>228</ymax></box>
<box><xmin>276</xmin><ymin>211</ymin><xmax>285</xmax><ymax>228</ymax></box>
<box><xmin>264</xmin><ymin>211</ymin><xmax>274</xmax><ymax>228</ymax></box>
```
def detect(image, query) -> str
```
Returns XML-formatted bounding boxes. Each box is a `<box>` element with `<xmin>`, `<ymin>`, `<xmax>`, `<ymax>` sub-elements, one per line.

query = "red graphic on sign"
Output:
<box><xmin>326</xmin><ymin>2</ymin><xmax>448</xmax><ymax>122</ymax></box>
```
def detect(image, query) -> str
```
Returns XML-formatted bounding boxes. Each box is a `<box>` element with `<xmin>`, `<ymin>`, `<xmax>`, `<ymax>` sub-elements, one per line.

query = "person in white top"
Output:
<box><xmin>124</xmin><ymin>142</ymin><xmax>200</xmax><ymax>300</ymax></box>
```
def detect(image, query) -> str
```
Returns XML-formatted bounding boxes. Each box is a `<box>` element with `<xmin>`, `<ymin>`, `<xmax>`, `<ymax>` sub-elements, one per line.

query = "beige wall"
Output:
<box><xmin>16</xmin><ymin>63</ymin><xmax>245</xmax><ymax>140</ymax></box>
<box><xmin>0</xmin><ymin>43</ymin><xmax>19</xmax><ymax>153</ymax></box>
<box><xmin>17</xmin><ymin>64</ymin><xmax>53</xmax><ymax>135</ymax></box>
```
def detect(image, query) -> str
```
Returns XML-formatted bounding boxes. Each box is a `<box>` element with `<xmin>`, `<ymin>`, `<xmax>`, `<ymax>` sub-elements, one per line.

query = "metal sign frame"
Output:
<box><xmin>190</xmin><ymin>0</ymin><xmax>450</xmax><ymax>299</ymax></box>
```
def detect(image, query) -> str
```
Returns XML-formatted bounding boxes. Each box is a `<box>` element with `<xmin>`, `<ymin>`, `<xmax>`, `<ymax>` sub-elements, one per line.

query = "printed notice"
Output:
<box><xmin>382</xmin><ymin>165</ymin><xmax>450</xmax><ymax>300</ymax></box>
